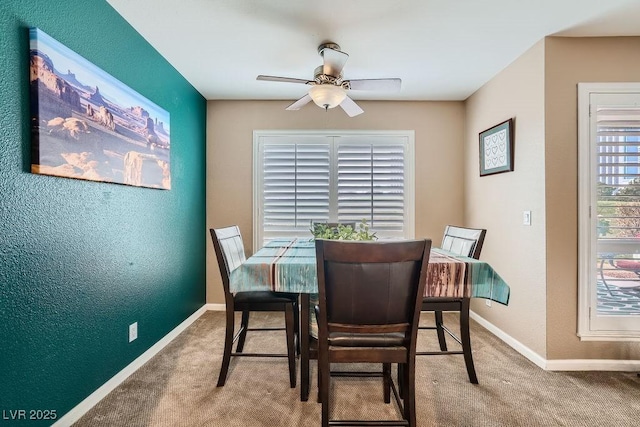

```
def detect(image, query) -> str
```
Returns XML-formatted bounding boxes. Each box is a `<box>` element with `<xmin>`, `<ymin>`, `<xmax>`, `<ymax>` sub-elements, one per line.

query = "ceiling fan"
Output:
<box><xmin>256</xmin><ymin>42</ymin><xmax>401</xmax><ymax>117</ymax></box>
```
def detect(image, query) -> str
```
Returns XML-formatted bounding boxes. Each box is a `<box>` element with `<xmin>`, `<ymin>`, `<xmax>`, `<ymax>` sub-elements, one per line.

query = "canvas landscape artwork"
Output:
<box><xmin>29</xmin><ymin>28</ymin><xmax>171</xmax><ymax>189</ymax></box>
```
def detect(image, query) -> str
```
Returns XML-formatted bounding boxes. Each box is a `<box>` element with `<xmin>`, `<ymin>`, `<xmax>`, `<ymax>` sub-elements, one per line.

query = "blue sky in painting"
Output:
<box><xmin>30</xmin><ymin>27</ymin><xmax>170</xmax><ymax>130</ymax></box>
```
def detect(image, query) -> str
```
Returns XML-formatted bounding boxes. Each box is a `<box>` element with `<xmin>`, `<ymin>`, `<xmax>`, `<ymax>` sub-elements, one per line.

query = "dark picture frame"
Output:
<box><xmin>479</xmin><ymin>118</ymin><xmax>514</xmax><ymax>177</ymax></box>
<box><xmin>29</xmin><ymin>28</ymin><xmax>171</xmax><ymax>189</ymax></box>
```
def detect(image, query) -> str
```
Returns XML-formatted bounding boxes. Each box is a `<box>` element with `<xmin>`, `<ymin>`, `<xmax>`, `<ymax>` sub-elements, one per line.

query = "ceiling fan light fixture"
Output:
<box><xmin>309</xmin><ymin>84</ymin><xmax>346</xmax><ymax>110</ymax></box>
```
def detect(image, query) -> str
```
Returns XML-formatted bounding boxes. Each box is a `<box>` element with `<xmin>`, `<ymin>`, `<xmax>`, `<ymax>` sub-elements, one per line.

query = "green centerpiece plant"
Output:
<box><xmin>310</xmin><ymin>219</ymin><xmax>377</xmax><ymax>241</ymax></box>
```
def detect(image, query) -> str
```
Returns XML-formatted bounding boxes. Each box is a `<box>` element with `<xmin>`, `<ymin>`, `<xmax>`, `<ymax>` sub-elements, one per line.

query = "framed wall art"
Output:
<box><xmin>479</xmin><ymin>118</ymin><xmax>514</xmax><ymax>177</ymax></box>
<box><xmin>29</xmin><ymin>27</ymin><xmax>171</xmax><ymax>189</ymax></box>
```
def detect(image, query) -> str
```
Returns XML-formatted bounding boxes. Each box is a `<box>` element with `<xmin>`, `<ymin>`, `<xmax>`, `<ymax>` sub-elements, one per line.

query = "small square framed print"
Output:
<box><xmin>479</xmin><ymin>118</ymin><xmax>514</xmax><ymax>177</ymax></box>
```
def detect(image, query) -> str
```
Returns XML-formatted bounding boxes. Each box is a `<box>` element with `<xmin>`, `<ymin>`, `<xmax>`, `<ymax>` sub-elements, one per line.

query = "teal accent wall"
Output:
<box><xmin>0</xmin><ymin>0</ymin><xmax>207</xmax><ymax>423</ymax></box>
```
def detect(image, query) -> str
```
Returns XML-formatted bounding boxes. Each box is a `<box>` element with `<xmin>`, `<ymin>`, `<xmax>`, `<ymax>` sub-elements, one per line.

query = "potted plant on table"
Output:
<box><xmin>310</xmin><ymin>219</ymin><xmax>377</xmax><ymax>241</ymax></box>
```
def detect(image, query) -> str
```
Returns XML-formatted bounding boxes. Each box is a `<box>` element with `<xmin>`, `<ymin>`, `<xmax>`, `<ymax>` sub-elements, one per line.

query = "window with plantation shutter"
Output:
<box><xmin>578</xmin><ymin>83</ymin><xmax>640</xmax><ymax>339</ymax></box>
<box><xmin>254</xmin><ymin>131</ymin><xmax>414</xmax><ymax>248</ymax></box>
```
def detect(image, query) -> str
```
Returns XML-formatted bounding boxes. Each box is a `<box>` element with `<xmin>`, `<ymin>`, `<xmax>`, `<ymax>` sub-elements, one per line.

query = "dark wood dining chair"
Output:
<box><xmin>315</xmin><ymin>238</ymin><xmax>431</xmax><ymax>427</ymax></box>
<box><xmin>418</xmin><ymin>225</ymin><xmax>486</xmax><ymax>384</ymax></box>
<box><xmin>210</xmin><ymin>226</ymin><xmax>298</xmax><ymax>388</ymax></box>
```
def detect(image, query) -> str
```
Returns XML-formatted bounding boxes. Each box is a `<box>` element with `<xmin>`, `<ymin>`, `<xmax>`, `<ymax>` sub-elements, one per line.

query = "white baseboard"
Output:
<box><xmin>205</xmin><ymin>303</ymin><xmax>225</xmax><ymax>311</ymax></box>
<box><xmin>469</xmin><ymin>310</ymin><xmax>547</xmax><ymax>369</ymax></box>
<box><xmin>545</xmin><ymin>358</ymin><xmax>640</xmax><ymax>371</ymax></box>
<box><xmin>470</xmin><ymin>310</ymin><xmax>640</xmax><ymax>372</ymax></box>
<box><xmin>53</xmin><ymin>305</ymin><xmax>209</xmax><ymax>427</ymax></box>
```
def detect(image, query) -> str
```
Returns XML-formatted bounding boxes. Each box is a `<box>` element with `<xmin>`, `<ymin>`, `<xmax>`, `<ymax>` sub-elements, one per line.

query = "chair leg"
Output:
<box><xmin>317</xmin><ymin>358</ymin><xmax>322</xmax><ymax>403</ymax></box>
<box><xmin>285</xmin><ymin>303</ymin><xmax>297</xmax><ymax>388</ymax></box>
<box><xmin>383</xmin><ymin>363</ymin><xmax>391</xmax><ymax>403</ymax></box>
<box><xmin>402</xmin><ymin>361</ymin><xmax>416</xmax><ymax>427</ymax></box>
<box><xmin>217</xmin><ymin>307</ymin><xmax>235</xmax><ymax>387</ymax></box>
<box><xmin>600</xmin><ymin>259</ymin><xmax>616</xmax><ymax>297</ymax></box>
<box><xmin>235</xmin><ymin>310</ymin><xmax>250</xmax><ymax>352</ymax></box>
<box><xmin>434</xmin><ymin>310</ymin><xmax>448</xmax><ymax>351</ymax></box>
<box><xmin>294</xmin><ymin>300</ymin><xmax>301</xmax><ymax>356</ymax></box>
<box><xmin>320</xmin><ymin>353</ymin><xmax>330</xmax><ymax>427</ymax></box>
<box><xmin>460</xmin><ymin>299</ymin><xmax>478</xmax><ymax>384</ymax></box>
<box><xmin>397</xmin><ymin>363</ymin><xmax>405</xmax><ymax>399</ymax></box>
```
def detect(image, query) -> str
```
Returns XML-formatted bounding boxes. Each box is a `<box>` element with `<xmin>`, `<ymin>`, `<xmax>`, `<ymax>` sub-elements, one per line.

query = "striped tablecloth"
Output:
<box><xmin>230</xmin><ymin>238</ymin><xmax>511</xmax><ymax>396</ymax></box>
<box><xmin>229</xmin><ymin>238</ymin><xmax>510</xmax><ymax>304</ymax></box>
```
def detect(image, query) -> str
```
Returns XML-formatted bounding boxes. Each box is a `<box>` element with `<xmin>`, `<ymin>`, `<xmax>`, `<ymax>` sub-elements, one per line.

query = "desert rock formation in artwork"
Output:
<box><xmin>123</xmin><ymin>151</ymin><xmax>171</xmax><ymax>189</ymax></box>
<box><xmin>30</xmin><ymin>51</ymin><xmax>81</xmax><ymax>112</ymax></box>
<box><xmin>143</xmin><ymin>117</ymin><xmax>159</xmax><ymax>145</ymax></box>
<box><xmin>47</xmin><ymin>117</ymin><xmax>90</xmax><ymax>140</ymax></box>
<box><xmin>97</xmin><ymin>106</ymin><xmax>116</xmax><ymax>131</ymax></box>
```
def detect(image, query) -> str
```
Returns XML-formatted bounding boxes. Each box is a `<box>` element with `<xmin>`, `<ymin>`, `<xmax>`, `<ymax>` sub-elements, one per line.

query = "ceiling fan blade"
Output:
<box><xmin>321</xmin><ymin>47</ymin><xmax>349</xmax><ymax>77</ymax></box>
<box><xmin>339</xmin><ymin>96</ymin><xmax>364</xmax><ymax>117</ymax></box>
<box><xmin>257</xmin><ymin>75</ymin><xmax>312</xmax><ymax>85</ymax></box>
<box><xmin>286</xmin><ymin>94</ymin><xmax>313</xmax><ymax>111</ymax></box>
<box><xmin>347</xmin><ymin>78</ymin><xmax>402</xmax><ymax>91</ymax></box>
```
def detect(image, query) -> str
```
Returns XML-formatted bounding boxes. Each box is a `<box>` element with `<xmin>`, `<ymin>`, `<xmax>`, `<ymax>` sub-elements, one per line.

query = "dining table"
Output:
<box><xmin>229</xmin><ymin>238</ymin><xmax>510</xmax><ymax>401</ymax></box>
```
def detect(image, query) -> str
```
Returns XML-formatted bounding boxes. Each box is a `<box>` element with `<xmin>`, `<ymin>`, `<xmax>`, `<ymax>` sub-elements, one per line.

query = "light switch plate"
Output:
<box><xmin>523</xmin><ymin>211</ymin><xmax>531</xmax><ymax>226</ymax></box>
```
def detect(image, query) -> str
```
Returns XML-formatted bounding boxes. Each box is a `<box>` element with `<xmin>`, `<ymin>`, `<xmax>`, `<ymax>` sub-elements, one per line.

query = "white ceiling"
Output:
<box><xmin>107</xmin><ymin>0</ymin><xmax>640</xmax><ymax>102</ymax></box>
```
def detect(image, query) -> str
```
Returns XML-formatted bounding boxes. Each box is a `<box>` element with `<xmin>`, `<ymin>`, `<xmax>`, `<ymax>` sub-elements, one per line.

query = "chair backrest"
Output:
<box><xmin>441</xmin><ymin>225</ymin><xmax>486</xmax><ymax>259</ymax></box>
<box><xmin>210</xmin><ymin>226</ymin><xmax>246</xmax><ymax>296</ymax></box>
<box><xmin>315</xmin><ymin>239</ymin><xmax>431</xmax><ymax>339</ymax></box>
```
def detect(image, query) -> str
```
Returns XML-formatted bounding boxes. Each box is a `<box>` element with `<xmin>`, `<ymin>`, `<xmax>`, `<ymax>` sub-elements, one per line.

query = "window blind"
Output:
<box><xmin>596</xmin><ymin>106</ymin><xmax>640</xmax><ymax>238</ymax></box>
<box><xmin>255</xmin><ymin>131</ymin><xmax>413</xmax><ymax>246</ymax></box>
<box><xmin>337</xmin><ymin>143</ymin><xmax>405</xmax><ymax>232</ymax></box>
<box><xmin>262</xmin><ymin>142</ymin><xmax>331</xmax><ymax>240</ymax></box>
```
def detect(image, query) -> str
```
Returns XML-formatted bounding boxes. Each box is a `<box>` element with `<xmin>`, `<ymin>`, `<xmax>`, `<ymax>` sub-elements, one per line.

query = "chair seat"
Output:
<box><xmin>234</xmin><ymin>291</ymin><xmax>298</xmax><ymax>304</ymax></box>
<box><xmin>329</xmin><ymin>332</ymin><xmax>406</xmax><ymax>347</ymax></box>
<box><xmin>614</xmin><ymin>260</ymin><xmax>640</xmax><ymax>270</ymax></box>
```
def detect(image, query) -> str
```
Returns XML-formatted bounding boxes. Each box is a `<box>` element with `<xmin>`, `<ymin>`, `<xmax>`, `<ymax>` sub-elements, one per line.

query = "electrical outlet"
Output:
<box><xmin>129</xmin><ymin>322</ymin><xmax>138</xmax><ymax>342</ymax></box>
<box><xmin>485</xmin><ymin>299</ymin><xmax>492</xmax><ymax>307</ymax></box>
<box><xmin>523</xmin><ymin>210</ymin><xmax>532</xmax><ymax>226</ymax></box>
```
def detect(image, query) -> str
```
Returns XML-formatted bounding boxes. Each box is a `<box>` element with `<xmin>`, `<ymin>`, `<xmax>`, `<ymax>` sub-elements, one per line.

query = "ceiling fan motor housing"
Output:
<box><xmin>314</xmin><ymin>66</ymin><xmax>343</xmax><ymax>85</ymax></box>
<box><xmin>318</xmin><ymin>42</ymin><xmax>341</xmax><ymax>55</ymax></box>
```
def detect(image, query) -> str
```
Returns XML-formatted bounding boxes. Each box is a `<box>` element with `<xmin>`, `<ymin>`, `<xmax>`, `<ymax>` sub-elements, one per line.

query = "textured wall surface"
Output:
<box><xmin>0</xmin><ymin>0</ymin><xmax>206</xmax><ymax>423</ymax></box>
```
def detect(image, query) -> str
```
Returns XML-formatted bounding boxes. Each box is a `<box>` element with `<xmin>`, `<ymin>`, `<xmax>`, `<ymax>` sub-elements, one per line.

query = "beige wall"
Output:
<box><xmin>465</xmin><ymin>41</ymin><xmax>548</xmax><ymax>356</ymax></box>
<box><xmin>545</xmin><ymin>36</ymin><xmax>640</xmax><ymax>359</ymax></box>
<box><xmin>206</xmin><ymin>101</ymin><xmax>465</xmax><ymax>304</ymax></box>
<box><xmin>464</xmin><ymin>36</ymin><xmax>640</xmax><ymax>361</ymax></box>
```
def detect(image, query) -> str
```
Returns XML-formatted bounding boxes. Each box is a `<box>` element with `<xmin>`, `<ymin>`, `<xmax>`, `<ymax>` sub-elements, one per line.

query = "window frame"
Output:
<box><xmin>577</xmin><ymin>82</ymin><xmax>640</xmax><ymax>341</ymax></box>
<box><xmin>253</xmin><ymin>130</ymin><xmax>415</xmax><ymax>249</ymax></box>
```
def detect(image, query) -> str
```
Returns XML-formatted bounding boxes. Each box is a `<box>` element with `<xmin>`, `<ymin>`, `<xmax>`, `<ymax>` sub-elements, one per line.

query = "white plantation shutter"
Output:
<box><xmin>254</xmin><ymin>131</ymin><xmax>414</xmax><ymax>247</ymax></box>
<box><xmin>261</xmin><ymin>139</ymin><xmax>330</xmax><ymax>241</ymax></box>
<box><xmin>337</xmin><ymin>139</ymin><xmax>406</xmax><ymax>234</ymax></box>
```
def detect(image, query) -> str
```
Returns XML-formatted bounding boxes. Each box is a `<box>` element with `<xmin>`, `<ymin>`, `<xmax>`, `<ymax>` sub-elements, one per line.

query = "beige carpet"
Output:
<box><xmin>74</xmin><ymin>311</ymin><xmax>640</xmax><ymax>426</ymax></box>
